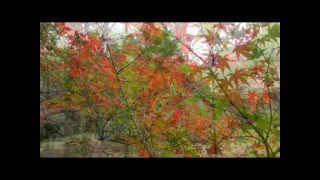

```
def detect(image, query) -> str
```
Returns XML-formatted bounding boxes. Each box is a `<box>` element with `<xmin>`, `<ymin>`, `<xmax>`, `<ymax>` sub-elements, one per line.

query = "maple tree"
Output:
<box><xmin>40</xmin><ymin>22</ymin><xmax>280</xmax><ymax>157</ymax></box>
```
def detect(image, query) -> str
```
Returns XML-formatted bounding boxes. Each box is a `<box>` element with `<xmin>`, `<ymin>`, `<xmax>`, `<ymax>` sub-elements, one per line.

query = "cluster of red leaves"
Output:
<box><xmin>138</xmin><ymin>145</ymin><xmax>151</xmax><ymax>157</ymax></box>
<box><xmin>69</xmin><ymin>67</ymin><xmax>86</xmax><ymax>77</ymax></box>
<box><xmin>248</xmin><ymin>91</ymin><xmax>270</xmax><ymax>112</ymax></box>
<box><xmin>170</xmin><ymin>107</ymin><xmax>184</xmax><ymax>127</ymax></box>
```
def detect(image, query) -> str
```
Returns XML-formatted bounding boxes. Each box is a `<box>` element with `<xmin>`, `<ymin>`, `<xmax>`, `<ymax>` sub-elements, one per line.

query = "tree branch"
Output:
<box><xmin>105</xmin><ymin>43</ymin><xmax>155</xmax><ymax>157</ymax></box>
<box><xmin>117</xmin><ymin>50</ymin><xmax>146</xmax><ymax>74</ymax></box>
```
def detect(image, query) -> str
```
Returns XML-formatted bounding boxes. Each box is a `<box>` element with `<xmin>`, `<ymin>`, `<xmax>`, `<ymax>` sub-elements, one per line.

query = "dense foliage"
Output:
<box><xmin>40</xmin><ymin>22</ymin><xmax>280</xmax><ymax>157</ymax></box>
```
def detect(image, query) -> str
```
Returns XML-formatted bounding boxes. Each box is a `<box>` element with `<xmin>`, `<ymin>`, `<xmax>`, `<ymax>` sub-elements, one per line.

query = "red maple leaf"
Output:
<box><xmin>170</xmin><ymin>108</ymin><xmax>183</xmax><ymax>127</ymax></box>
<box><xmin>69</xmin><ymin>68</ymin><xmax>78</xmax><ymax>77</ymax></box>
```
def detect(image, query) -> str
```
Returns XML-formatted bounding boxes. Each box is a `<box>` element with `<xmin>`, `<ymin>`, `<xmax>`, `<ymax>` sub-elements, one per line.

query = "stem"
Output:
<box><xmin>211</xmin><ymin>73</ymin><xmax>218</xmax><ymax>157</ymax></box>
<box><xmin>210</xmin><ymin>98</ymin><xmax>218</xmax><ymax>157</ymax></box>
<box><xmin>106</xmin><ymin>44</ymin><xmax>154</xmax><ymax>157</ymax></box>
<box><xmin>117</xmin><ymin>50</ymin><xmax>146</xmax><ymax>74</ymax></box>
<box><xmin>265</xmin><ymin>53</ymin><xmax>274</xmax><ymax>141</ymax></box>
<box><xmin>46</xmin><ymin>58</ymin><xmax>50</xmax><ymax>98</ymax></box>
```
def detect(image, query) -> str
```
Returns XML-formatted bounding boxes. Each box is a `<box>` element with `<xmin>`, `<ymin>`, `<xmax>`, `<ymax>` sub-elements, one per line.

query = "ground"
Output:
<box><xmin>40</xmin><ymin>133</ymin><xmax>138</xmax><ymax>158</ymax></box>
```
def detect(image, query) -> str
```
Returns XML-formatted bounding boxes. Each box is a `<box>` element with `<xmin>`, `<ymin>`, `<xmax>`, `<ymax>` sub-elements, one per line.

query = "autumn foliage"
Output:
<box><xmin>40</xmin><ymin>22</ymin><xmax>280</xmax><ymax>157</ymax></box>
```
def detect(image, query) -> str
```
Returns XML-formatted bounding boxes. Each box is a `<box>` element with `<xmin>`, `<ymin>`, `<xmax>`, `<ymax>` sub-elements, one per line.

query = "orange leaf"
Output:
<box><xmin>148</xmin><ymin>74</ymin><xmax>163</xmax><ymax>89</ymax></box>
<box><xmin>194</xmin><ymin>117</ymin><xmax>204</xmax><ymax>130</ymax></box>
<box><xmin>138</xmin><ymin>145</ymin><xmax>151</xmax><ymax>158</ymax></box>
<box><xmin>90</xmin><ymin>94</ymin><xmax>100</xmax><ymax>103</ymax></box>
<box><xmin>88</xmin><ymin>37</ymin><xmax>100</xmax><ymax>48</ymax></box>
<box><xmin>262</xmin><ymin>92</ymin><xmax>270</xmax><ymax>104</ymax></box>
<box><xmin>69</xmin><ymin>68</ymin><xmax>78</xmax><ymax>77</ymax></box>
<box><xmin>229</xmin><ymin>91</ymin><xmax>242</xmax><ymax>107</ymax></box>
<box><xmin>233</xmin><ymin>44</ymin><xmax>250</xmax><ymax>60</ymax></box>
<box><xmin>218</xmin><ymin>55</ymin><xmax>231</xmax><ymax>73</ymax></box>
<box><xmin>125</xmin><ymin>138</ymin><xmax>138</xmax><ymax>144</ymax></box>
<box><xmin>149</xmin><ymin>99</ymin><xmax>156</xmax><ymax>109</ymax></box>
<box><xmin>248</xmin><ymin>91</ymin><xmax>258</xmax><ymax>111</ymax></box>
<box><xmin>170</xmin><ymin>108</ymin><xmax>183</xmax><ymax>127</ymax></box>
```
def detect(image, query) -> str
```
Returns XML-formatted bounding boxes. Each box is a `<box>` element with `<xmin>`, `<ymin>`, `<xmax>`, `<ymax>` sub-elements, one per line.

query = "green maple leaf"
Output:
<box><xmin>178</xmin><ymin>64</ymin><xmax>193</xmax><ymax>73</ymax></box>
<box><xmin>266</xmin><ymin>23</ymin><xmax>280</xmax><ymax>42</ymax></box>
<box><xmin>247</xmin><ymin>42</ymin><xmax>266</xmax><ymax>60</ymax></box>
<box><xmin>254</xmin><ymin>114</ymin><xmax>270</xmax><ymax>132</ymax></box>
<box><xmin>256</xmin><ymin>36</ymin><xmax>269</xmax><ymax>46</ymax></box>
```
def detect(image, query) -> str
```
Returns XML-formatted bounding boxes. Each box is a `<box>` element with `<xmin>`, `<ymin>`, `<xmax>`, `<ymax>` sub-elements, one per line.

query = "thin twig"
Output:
<box><xmin>105</xmin><ymin>43</ymin><xmax>154</xmax><ymax>157</ymax></box>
